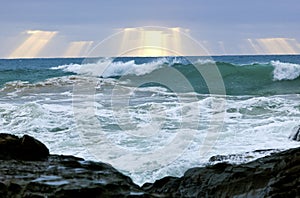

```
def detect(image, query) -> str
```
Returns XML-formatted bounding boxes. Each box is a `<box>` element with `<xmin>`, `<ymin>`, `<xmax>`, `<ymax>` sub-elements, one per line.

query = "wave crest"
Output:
<box><xmin>50</xmin><ymin>57</ymin><xmax>201</xmax><ymax>78</ymax></box>
<box><xmin>271</xmin><ymin>60</ymin><xmax>300</xmax><ymax>81</ymax></box>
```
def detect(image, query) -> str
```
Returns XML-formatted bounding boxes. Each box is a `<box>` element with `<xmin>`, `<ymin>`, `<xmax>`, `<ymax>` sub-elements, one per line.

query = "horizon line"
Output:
<box><xmin>1</xmin><ymin>53</ymin><xmax>300</xmax><ymax>60</ymax></box>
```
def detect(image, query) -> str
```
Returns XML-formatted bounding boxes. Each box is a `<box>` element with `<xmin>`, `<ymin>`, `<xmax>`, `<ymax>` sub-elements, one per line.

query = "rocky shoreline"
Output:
<box><xmin>0</xmin><ymin>133</ymin><xmax>299</xmax><ymax>197</ymax></box>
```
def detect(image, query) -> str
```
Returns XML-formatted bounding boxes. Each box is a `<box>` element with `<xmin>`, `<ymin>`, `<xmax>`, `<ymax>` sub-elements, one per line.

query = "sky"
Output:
<box><xmin>1</xmin><ymin>0</ymin><xmax>300</xmax><ymax>58</ymax></box>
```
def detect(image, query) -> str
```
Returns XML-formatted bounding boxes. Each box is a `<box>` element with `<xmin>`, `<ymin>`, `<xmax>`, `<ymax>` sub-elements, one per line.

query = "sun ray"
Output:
<box><xmin>64</xmin><ymin>41</ymin><xmax>93</xmax><ymax>57</ymax></box>
<box><xmin>255</xmin><ymin>38</ymin><xmax>300</xmax><ymax>54</ymax></box>
<box><xmin>8</xmin><ymin>30</ymin><xmax>57</xmax><ymax>58</ymax></box>
<box><xmin>117</xmin><ymin>27</ymin><xmax>194</xmax><ymax>57</ymax></box>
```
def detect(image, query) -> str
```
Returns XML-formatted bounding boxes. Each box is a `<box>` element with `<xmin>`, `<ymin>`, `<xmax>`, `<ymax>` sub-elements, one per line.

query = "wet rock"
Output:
<box><xmin>1</xmin><ymin>133</ymin><xmax>300</xmax><ymax>197</ymax></box>
<box><xmin>142</xmin><ymin>147</ymin><xmax>300</xmax><ymax>197</ymax></box>
<box><xmin>0</xmin><ymin>154</ymin><xmax>150</xmax><ymax>198</ymax></box>
<box><xmin>0</xmin><ymin>133</ymin><xmax>49</xmax><ymax>160</ymax></box>
<box><xmin>290</xmin><ymin>126</ymin><xmax>300</xmax><ymax>141</ymax></box>
<box><xmin>0</xmin><ymin>133</ymin><xmax>153</xmax><ymax>198</ymax></box>
<box><xmin>208</xmin><ymin>148</ymin><xmax>280</xmax><ymax>164</ymax></box>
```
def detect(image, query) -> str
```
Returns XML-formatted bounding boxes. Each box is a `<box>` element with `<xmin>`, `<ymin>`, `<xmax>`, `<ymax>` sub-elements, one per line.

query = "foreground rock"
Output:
<box><xmin>0</xmin><ymin>155</ymin><xmax>147</xmax><ymax>198</ymax></box>
<box><xmin>1</xmin><ymin>133</ymin><xmax>300</xmax><ymax>197</ymax></box>
<box><xmin>142</xmin><ymin>147</ymin><xmax>300</xmax><ymax>197</ymax></box>
<box><xmin>0</xmin><ymin>134</ymin><xmax>146</xmax><ymax>198</ymax></box>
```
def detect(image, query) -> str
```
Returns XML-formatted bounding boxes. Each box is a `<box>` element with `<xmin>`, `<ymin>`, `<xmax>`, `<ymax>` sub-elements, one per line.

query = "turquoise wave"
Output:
<box><xmin>1</xmin><ymin>56</ymin><xmax>300</xmax><ymax>96</ymax></box>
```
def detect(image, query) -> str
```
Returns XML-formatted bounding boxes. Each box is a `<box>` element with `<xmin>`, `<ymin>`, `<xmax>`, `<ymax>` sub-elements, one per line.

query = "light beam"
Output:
<box><xmin>64</xmin><ymin>41</ymin><xmax>93</xmax><ymax>57</ymax></box>
<box><xmin>9</xmin><ymin>30</ymin><xmax>57</xmax><ymax>58</ymax></box>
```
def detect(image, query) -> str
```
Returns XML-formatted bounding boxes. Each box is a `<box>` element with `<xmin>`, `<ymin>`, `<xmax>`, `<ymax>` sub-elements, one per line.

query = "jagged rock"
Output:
<box><xmin>142</xmin><ymin>147</ymin><xmax>300</xmax><ymax>197</ymax></box>
<box><xmin>0</xmin><ymin>134</ymin><xmax>152</xmax><ymax>198</ymax></box>
<box><xmin>208</xmin><ymin>148</ymin><xmax>280</xmax><ymax>164</ymax></box>
<box><xmin>0</xmin><ymin>155</ymin><xmax>149</xmax><ymax>198</ymax></box>
<box><xmin>0</xmin><ymin>133</ymin><xmax>49</xmax><ymax>160</ymax></box>
<box><xmin>290</xmin><ymin>126</ymin><xmax>300</xmax><ymax>141</ymax></box>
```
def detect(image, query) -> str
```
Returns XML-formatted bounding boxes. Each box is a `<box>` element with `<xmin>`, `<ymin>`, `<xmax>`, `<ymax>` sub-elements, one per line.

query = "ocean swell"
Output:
<box><xmin>48</xmin><ymin>58</ymin><xmax>300</xmax><ymax>95</ymax></box>
<box><xmin>50</xmin><ymin>57</ymin><xmax>193</xmax><ymax>78</ymax></box>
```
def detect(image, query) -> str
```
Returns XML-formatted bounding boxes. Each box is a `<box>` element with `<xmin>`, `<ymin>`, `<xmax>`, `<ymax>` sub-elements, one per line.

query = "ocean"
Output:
<box><xmin>1</xmin><ymin>55</ymin><xmax>300</xmax><ymax>185</ymax></box>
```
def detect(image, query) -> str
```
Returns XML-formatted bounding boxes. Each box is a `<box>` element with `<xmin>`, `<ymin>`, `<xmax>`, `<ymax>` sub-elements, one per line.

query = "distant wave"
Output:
<box><xmin>51</xmin><ymin>58</ymin><xmax>300</xmax><ymax>82</ymax></box>
<box><xmin>48</xmin><ymin>57</ymin><xmax>300</xmax><ymax>95</ymax></box>
<box><xmin>50</xmin><ymin>58</ymin><xmax>113</xmax><ymax>77</ymax></box>
<box><xmin>194</xmin><ymin>58</ymin><xmax>216</xmax><ymax>65</ymax></box>
<box><xmin>51</xmin><ymin>57</ymin><xmax>195</xmax><ymax>78</ymax></box>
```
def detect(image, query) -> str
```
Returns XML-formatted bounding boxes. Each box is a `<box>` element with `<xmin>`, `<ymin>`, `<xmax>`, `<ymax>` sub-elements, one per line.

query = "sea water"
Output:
<box><xmin>0</xmin><ymin>55</ymin><xmax>300</xmax><ymax>184</ymax></box>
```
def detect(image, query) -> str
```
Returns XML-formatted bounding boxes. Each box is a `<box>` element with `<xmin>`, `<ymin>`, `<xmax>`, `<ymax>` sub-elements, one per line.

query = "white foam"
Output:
<box><xmin>0</xmin><ymin>99</ymin><xmax>92</xmax><ymax>159</ymax></box>
<box><xmin>271</xmin><ymin>60</ymin><xmax>300</xmax><ymax>81</ymax></box>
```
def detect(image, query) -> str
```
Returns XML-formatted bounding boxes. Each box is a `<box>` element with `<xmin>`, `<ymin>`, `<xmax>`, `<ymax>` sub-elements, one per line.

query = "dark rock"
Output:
<box><xmin>142</xmin><ymin>176</ymin><xmax>180</xmax><ymax>197</ymax></box>
<box><xmin>1</xmin><ymin>133</ymin><xmax>300</xmax><ymax>197</ymax></box>
<box><xmin>0</xmin><ymin>154</ymin><xmax>151</xmax><ymax>198</ymax></box>
<box><xmin>0</xmin><ymin>134</ymin><xmax>154</xmax><ymax>198</ymax></box>
<box><xmin>290</xmin><ymin>126</ymin><xmax>300</xmax><ymax>141</ymax></box>
<box><xmin>19</xmin><ymin>134</ymin><xmax>49</xmax><ymax>160</ymax></box>
<box><xmin>0</xmin><ymin>133</ymin><xmax>49</xmax><ymax>160</ymax></box>
<box><xmin>142</xmin><ymin>147</ymin><xmax>300</xmax><ymax>197</ymax></box>
<box><xmin>0</xmin><ymin>133</ymin><xmax>20</xmax><ymax>159</ymax></box>
<box><xmin>208</xmin><ymin>148</ymin><xmax>280</xmax><ymax>164</ymax></box>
